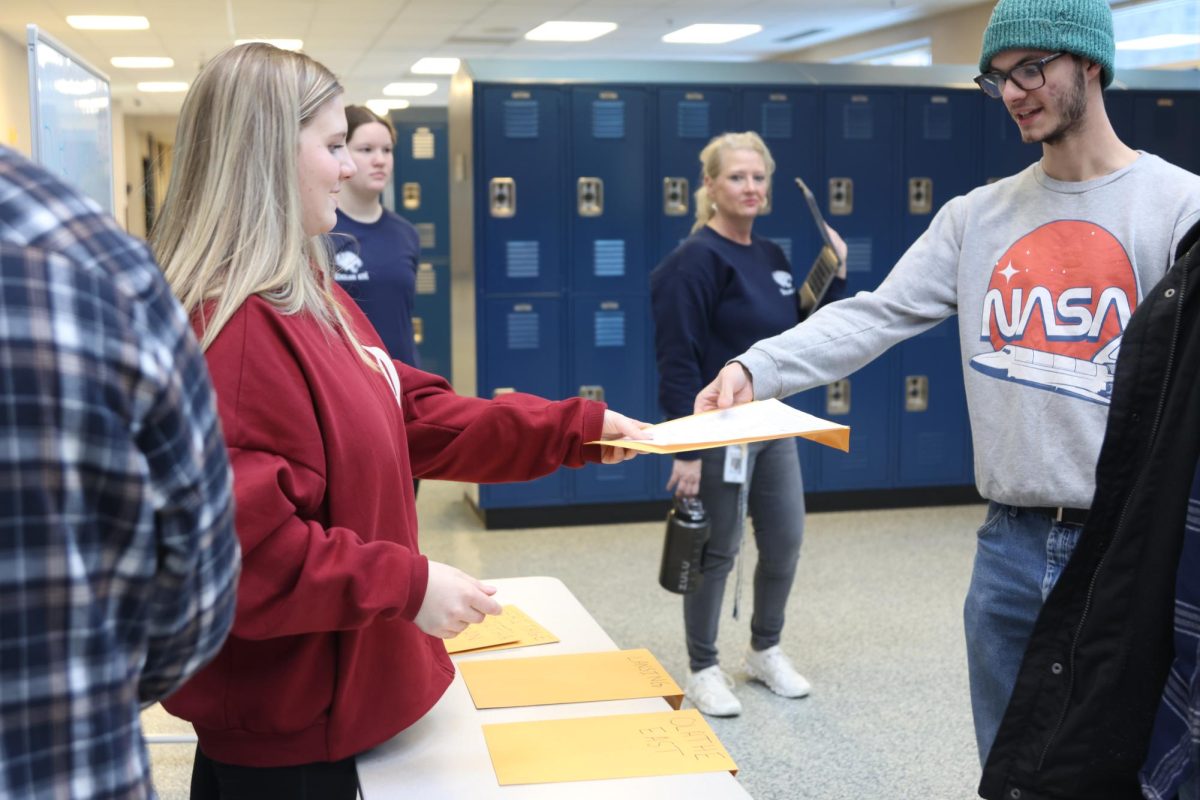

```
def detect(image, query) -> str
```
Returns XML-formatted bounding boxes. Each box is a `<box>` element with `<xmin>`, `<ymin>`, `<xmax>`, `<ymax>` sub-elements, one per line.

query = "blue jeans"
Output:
<box><xmin>963</xmin><ymin>502</ymin><xmax>1083</xmax><ymax>764</ymax></box>
<box><xmin>684</xmin><ymin>438</ymin><xmax>806</xmax><ymax>672</ymax></box>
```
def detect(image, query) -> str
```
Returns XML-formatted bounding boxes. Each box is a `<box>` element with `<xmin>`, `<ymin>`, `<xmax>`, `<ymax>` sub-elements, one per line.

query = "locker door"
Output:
<box><xmin>570</xmin><ymin>88</ymin><xmax>649</xmax><ymax>294</ymax></box>
<box><xmin>647</xmin><ymin>87</ymin><xmax>735</xmax><ymax>500</ymax></box>
<box><xmin>570</xmin><ymin>295</ymin><xmax>648</xmax><ymax>502</ymax></box>
<box><xmin>654</xmin><ymin>88</ymin><xmax>735</xmax><ymax>263</ymax></box>
<box><xmin>981</xmin><ymin>96</ymin><xmax>1041</xmax><ymax>184</ymax></box>
<box><xmin>741</xmin><ymin>88</ymin><xmax>824</xmax><ymax>489</ymax></box>
<box><xmin>395</xmin><ymin>115</ymin><xmax>452</xmax><ymax>380</ymax></box>
<box><xmin>412</xmin><ymin>257</ymin><xmax>451</xmax><ymax>380</ymax></box>
<box><xmin>1134</xmin><ymin>92</ymin><xmax>1200</xmax><ymax>174</ymax></box>
<box><xmin>478</xmin><ymin>297</ymin><xmax>565</xmax><ymax>508</ymax></box>
<box><xmin>480</xmin><ymin>86</ymin><xmax>564</xmax><ymax>295</ymax></box>
<box><xmin>895</xmin><ymin>89</ymin><xmax>980</xmax><ymax>488</ymax></box>
<box><xmin>819</xmin><ymin>89</ymin><xmax>900</xmax><ymax>491</ymax></box>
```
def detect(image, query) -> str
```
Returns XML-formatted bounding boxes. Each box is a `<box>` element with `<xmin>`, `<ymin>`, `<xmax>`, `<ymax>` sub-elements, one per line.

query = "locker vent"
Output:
<box><xmin>923</xmin><ymin>104</ymin><xmax>953</xmax><ymax>140</ymax></box>
<box><xmin>592</xmin><ymin>100</ymin><xmax>626</xmax><ymax>139</ymax></box>
<box><xmin>843</xmin><ymin>104</ymin><xmax>874</xmax><ymax>140</ymax></box>
<box><xmin>415</xmin><ymin>263</ymin><xmax>436</xmax><ymax>295</ymax></box>
<box><xmin>505</xmin><ymin>240</ymin><xmax>540</xmax><ymax>279</ymax></box>
<box><xmin>506</xmin><ymin>312</ymin><xmax>540</xmax><ymax>350</ymax></box>
<box><xmin>415</xmin><ymin>223</ymin><xmax>436</xmax><ymax>250</ymax></box>
<box><xmin>594</xmin><ymin>310</ymin><xmax>626</xmax><ymax>347</ymax></box>
<box><xmin>593</xmin><ymin>239</ymin><xmax>626</xmax><ymax>277</ymax></box>
<box><xmin>761</xmin><ymin>103</ymin><xmax>793</xmax><ymax>139</ymax></box>
<box><xmin>412</xmin><ymin>128</ymin><xmax>436</xmax><ymax>159</ymax></box>
<box><xmin>768</xmin><ymin>237</ymin><xmax>793</xmax><ymax>266</ymax></box>
<box><xmin>677</xmin><ymin>101</ymin><xmax>710</xmax><ymax>138</ymax></box>
<box><xmin>504</xmin><ymin>100</ymin><xmax>539</xmax><ymax>138</ymax></box>
<box><xmin>845</xmin><ymin>237</ymin><xmax>872</xmax><ymax>274</ymax></box>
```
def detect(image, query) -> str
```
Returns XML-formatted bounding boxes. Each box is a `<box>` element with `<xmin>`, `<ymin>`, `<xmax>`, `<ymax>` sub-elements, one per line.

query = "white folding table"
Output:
<box><xmin>356</xmin><ymin>575</ymin><xmax>751</xmax><ymax>799</ymax></box>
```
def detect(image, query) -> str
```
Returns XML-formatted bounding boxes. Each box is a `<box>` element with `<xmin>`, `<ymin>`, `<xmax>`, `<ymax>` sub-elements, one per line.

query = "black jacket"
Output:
<box><xmin>980</xmin><ymin>218</ymin><xmax>1200</xmax><ymax>800</ymax></box>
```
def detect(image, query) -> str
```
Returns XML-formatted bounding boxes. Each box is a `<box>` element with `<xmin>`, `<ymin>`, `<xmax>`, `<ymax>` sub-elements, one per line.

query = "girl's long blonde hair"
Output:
<box><xmin>151</xmin><ymin>43</ymin><xmax>365</xmax><ymax>356</ymax></box>
<box><xmin>691</xmin><ymin>131</ymin><xmax>776</xmax><ymax>234</ymax></box>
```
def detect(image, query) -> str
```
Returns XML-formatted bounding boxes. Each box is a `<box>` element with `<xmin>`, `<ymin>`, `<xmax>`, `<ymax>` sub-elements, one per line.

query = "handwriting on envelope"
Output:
<box><xmin>444</xmin><ymin>604</ymin><xmax>558</xmax><ymax>655</ymax></box>
<box><xmin>482</xmin><ymin>709</ymin><xmax>738</xmax><ymax>785</ymax></box>
<box><xmin>459</xmin><ymin>648</ymin><xmax>683</xmax><ymax>709</ymax></box>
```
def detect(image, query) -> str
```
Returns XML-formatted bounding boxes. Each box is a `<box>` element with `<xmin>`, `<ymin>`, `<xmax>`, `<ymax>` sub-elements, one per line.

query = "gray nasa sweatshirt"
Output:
<box><xmin>738</xmin><ymin>153</ymin><xmax>1200</xmax><ymax>508</ymax></box>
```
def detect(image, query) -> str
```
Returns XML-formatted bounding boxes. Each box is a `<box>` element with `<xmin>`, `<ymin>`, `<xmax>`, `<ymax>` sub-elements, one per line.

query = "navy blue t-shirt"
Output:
<box><xmin>650</xmin><ymin>225</ymin><xmax>845</xmax><ymax>425</ymax></box>
<box><xmin>331</xmin><ymin>208</ymin><xmax>421</xmax><ymax>366</ymax></box>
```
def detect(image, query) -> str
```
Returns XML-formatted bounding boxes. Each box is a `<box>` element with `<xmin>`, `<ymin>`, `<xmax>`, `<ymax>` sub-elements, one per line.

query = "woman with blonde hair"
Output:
<box><xmin>152</xmin><ymin>43</ymin><xmax>645</xmax><ymax>797</ymax></box>
<box><xmin>650</xmin><ymin>131</ymin><xmax>847</xmax><ymax>717</ymax></box>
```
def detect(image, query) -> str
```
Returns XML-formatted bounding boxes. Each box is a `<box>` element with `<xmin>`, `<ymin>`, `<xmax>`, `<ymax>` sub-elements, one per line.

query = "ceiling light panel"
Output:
<box><xmin>367</xmin><ymin>99</ymin><xmax>411</xmax><ymax>116</ymax></box>
<box><xmin>662</xmin><ymin>24</ymin><xmax>762</xmax><ymax>44</ymax></box>
<box><xmin>411</xmin><ymin>57</ymin><xmax>461</xmax><ymax>74</ymax></box>
<box><xmin>383</xmin><ymin>82</ymin><xmax>438</xmax><ymax>97</ymax></box>
<box><xmin>524</xmin><ymin>21</ymin><xmax>617</xmax><ymax>42</ymax></box>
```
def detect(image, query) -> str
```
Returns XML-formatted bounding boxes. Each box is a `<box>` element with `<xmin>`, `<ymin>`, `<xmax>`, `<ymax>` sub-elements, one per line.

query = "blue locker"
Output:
<box><xmin>477</xmin><ymin>296</ymin><xmax>566</xmax><ymax>508</ymax></box>
<box><xmin>412</xmin><ymin>257</ymin><xmax>451</xmax><ymax>380</ymax></box>
<box><xmin>647</xmin><ymin>87</ymin><xmax>735</xmax><ymax>500</ymax></box>
<box><xmin>480</xmin><ymin>86</ymin><xmax>564</xmax><ymax>295</ymax></box>
<box><xmin>1105</xmin><ymin>91</ymin><xmax>1136</xmax><ymax>151</ymax></box>
<box><xmin>895</xmin><ymin>89</ymin><xmax>979</xmax><ymax>488</ymax></box>
<box><xmin>654</xmin><ymin>88</ymin><xmax>735</xmax><ymax>263</ymax></box>
<box><xmin>570</xmin><ymin>88</ymin><xmax>650</xmax><ymax>294</ymax></box>
<box><xmin>741</xmin><ymin>88</ymin><xmax>825</xmax><ymax>489</ymax></box>
<box><xmin>392</xmin><ymin>111</ymin><xmax>452</xmax><ymax>380</ymax></box>
<box><xmin>819</xmin><ymin>89</ymin><xmax>901</xmax><ymax>491</ymax></box>
<box><xmin>981</xmin><ymin>97</ymin><xmax>1041</xmax><ymax>183</ymax></box>
<box><xmin>570</xmin><ymin>294</ymin><xmax>649</xmax><ymax>502</ymax></box>
<box><xmin>1133</xmin><ymin>92</ymin><xmax>1200</xmax><ymax>173</ymax></box>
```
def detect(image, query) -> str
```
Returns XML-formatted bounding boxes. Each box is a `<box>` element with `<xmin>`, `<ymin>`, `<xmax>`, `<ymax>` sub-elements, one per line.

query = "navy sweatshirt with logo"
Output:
<box><xmin>650</xmin><ymin>225</ymin><xmax>845</xmax><ymax>455</ymax></box>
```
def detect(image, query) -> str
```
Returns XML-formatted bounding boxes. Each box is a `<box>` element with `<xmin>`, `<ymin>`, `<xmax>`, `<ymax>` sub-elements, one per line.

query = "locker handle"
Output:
<box><xmin>826</xmin><ymin>379</ymin><xmax>851</xmax><ymax>416</ymax></box>
<box><xmin>905</xmin><ymin>375</ymin><xmax>929</xmax><ymax>412</ymax></box>
<box><xmin>577</xmin><ymin>177</ymin><xmax>603</xmax><ymax>217</ymax></box>
<box><xmin>578</xmin><ymin>385</ymin><xmax>605</xmax><ymax>402</ymax></box>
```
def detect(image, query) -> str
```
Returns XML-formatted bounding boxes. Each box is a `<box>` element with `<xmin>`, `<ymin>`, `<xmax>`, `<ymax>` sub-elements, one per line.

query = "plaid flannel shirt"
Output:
<box><xmin>1141</xmin><ymin>462</ymin><xmax>1200</xmax><ymax>799</ymax></box>
<box><xmin>0</xmin><ymin>147</ymin><xmax>239</xmax><ymax>799</ymax></box>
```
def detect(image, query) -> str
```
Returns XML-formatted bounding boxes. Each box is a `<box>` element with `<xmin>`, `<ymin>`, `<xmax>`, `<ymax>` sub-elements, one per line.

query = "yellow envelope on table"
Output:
<box><xmin>482</xmin><ymin>708</ymin><xmax>738</xmax><ymax>785</ymax></box>
<box><xmin>593</xmin><ymin>398</ymin><xmax>850</xmax><ymax>455</ymax></box>
<box><xmin>444</xmin><ymin>605</ymin><xmax>558</xmax><ymax>655</ymax></box>
<box><xmin>459</xmin><ymin>648</ymin><xmax>683</xmax><ymax>709</ymax></box>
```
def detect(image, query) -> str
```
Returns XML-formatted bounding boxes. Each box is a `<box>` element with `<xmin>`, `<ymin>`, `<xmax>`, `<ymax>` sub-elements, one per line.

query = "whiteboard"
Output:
<box><xmin>26</xmin><ymin>25</ymin><xmax>114</xmax><ymax>214</ymax></box>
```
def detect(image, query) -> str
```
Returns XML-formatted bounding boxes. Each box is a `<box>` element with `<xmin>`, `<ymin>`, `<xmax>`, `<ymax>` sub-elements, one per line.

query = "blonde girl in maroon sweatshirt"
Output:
<box><xmin>150</xmin><ymin>43</ymin><xmax>646</xmax><ymax>798</ymax></box>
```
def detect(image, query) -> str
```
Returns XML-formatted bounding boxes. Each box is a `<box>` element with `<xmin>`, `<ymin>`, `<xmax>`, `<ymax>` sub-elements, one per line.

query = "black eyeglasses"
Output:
<box><xmin>974</xmin><ymin>52</ymin><xmax>1067</xmax><ymax>98</ymax></box>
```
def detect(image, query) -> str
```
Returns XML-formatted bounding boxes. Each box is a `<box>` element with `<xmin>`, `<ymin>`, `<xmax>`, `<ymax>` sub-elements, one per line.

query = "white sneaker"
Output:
<box><xmin>685</xmin><ymin>665</ymin><xmax>742</xmax><ymax>717</ymax></box>
<box><xmin>744</xmin><ymin>645</ymin><xmax>811</xmax><ymax>698</ymax></box>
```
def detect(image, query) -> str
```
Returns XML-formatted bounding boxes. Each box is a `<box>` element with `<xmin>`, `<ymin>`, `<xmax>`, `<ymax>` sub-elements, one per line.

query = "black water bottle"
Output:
<box><xmin>659</xmin><ymin>496</ymin><xmax>710</xmax><ymax>594</ymax></box>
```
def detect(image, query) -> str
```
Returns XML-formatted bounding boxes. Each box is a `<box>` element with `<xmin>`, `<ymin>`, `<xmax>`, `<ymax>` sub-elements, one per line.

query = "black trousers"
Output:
<box><xmin>190</xmin><ymin>747</ymin><xmax>358</xmax><ymax>800</ymax></box>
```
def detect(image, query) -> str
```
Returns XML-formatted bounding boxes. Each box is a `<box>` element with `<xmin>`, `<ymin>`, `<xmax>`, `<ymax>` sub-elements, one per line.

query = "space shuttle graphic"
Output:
<box><xmin>969</xmin><ymin>336</ymin><xmax>1121</xmax><ymax>405</ymax></box>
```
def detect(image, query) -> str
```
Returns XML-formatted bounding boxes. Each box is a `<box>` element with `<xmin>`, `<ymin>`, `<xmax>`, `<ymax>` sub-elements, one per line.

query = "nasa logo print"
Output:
<box><xmin>971</xmin><ymin>220</ymin><xmax>1137</xmax><ymax>405</ymax></box>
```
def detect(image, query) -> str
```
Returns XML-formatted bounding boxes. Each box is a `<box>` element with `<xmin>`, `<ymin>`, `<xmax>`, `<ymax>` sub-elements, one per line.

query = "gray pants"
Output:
<box><xmin>685</xmin><ymin>437</ymin><xmax>806</xmax><ymax>672</ymax></box>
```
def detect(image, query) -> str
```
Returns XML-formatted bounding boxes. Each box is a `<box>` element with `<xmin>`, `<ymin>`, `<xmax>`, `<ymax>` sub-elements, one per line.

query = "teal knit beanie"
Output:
<box><xmin>979</xmin><ymin>0</ymin><xmax>1115</xmax><ymax>88</ymax></box>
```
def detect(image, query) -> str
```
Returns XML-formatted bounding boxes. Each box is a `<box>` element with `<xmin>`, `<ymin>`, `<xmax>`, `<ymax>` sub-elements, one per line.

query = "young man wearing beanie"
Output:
<box><xmin>696</xmin><ymin>0</ymin><xmax>1200</xmax><ymax>780</ymax></box>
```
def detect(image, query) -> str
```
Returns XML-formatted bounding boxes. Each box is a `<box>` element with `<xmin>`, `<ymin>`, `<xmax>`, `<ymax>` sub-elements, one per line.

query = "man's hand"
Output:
<box><xmin>827</xmin><ymin>224</ymin><xmax>849</xmax><ymax>279</ymax></box>
<box><xmin>598</xmin><ymin>410</ymin><xmax>651</xmax><ymax>464</ymax></box>
<box><xmin>415</xmin><ymin>561</ymin><xmax>502</xmax><ymax>639</ymax></box>
<box><xmin>695</xmin><ymin>362</ymin><xmax>754</xmax><ymax>414</ymax></box>
<box><xmin>666</xmin><ymin>458</ymin><xmax>701</xmax><ymax>497</ymax></box>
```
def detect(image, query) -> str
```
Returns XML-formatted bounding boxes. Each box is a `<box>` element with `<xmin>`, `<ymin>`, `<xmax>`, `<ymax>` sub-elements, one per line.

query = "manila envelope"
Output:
<box><xmin>482</xmin><ymin>708</ymin><xmax>738</xmax><ymax>785</ymax></box>
<box><xmin>459</xmin><ymin>648</ymin><xmax>683</xmax><ymax>709</ymax></box>
<box><xmin>445</xmin><ymin>605</ymin><xmax>558</xmax><ymax>655</ymax></box>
